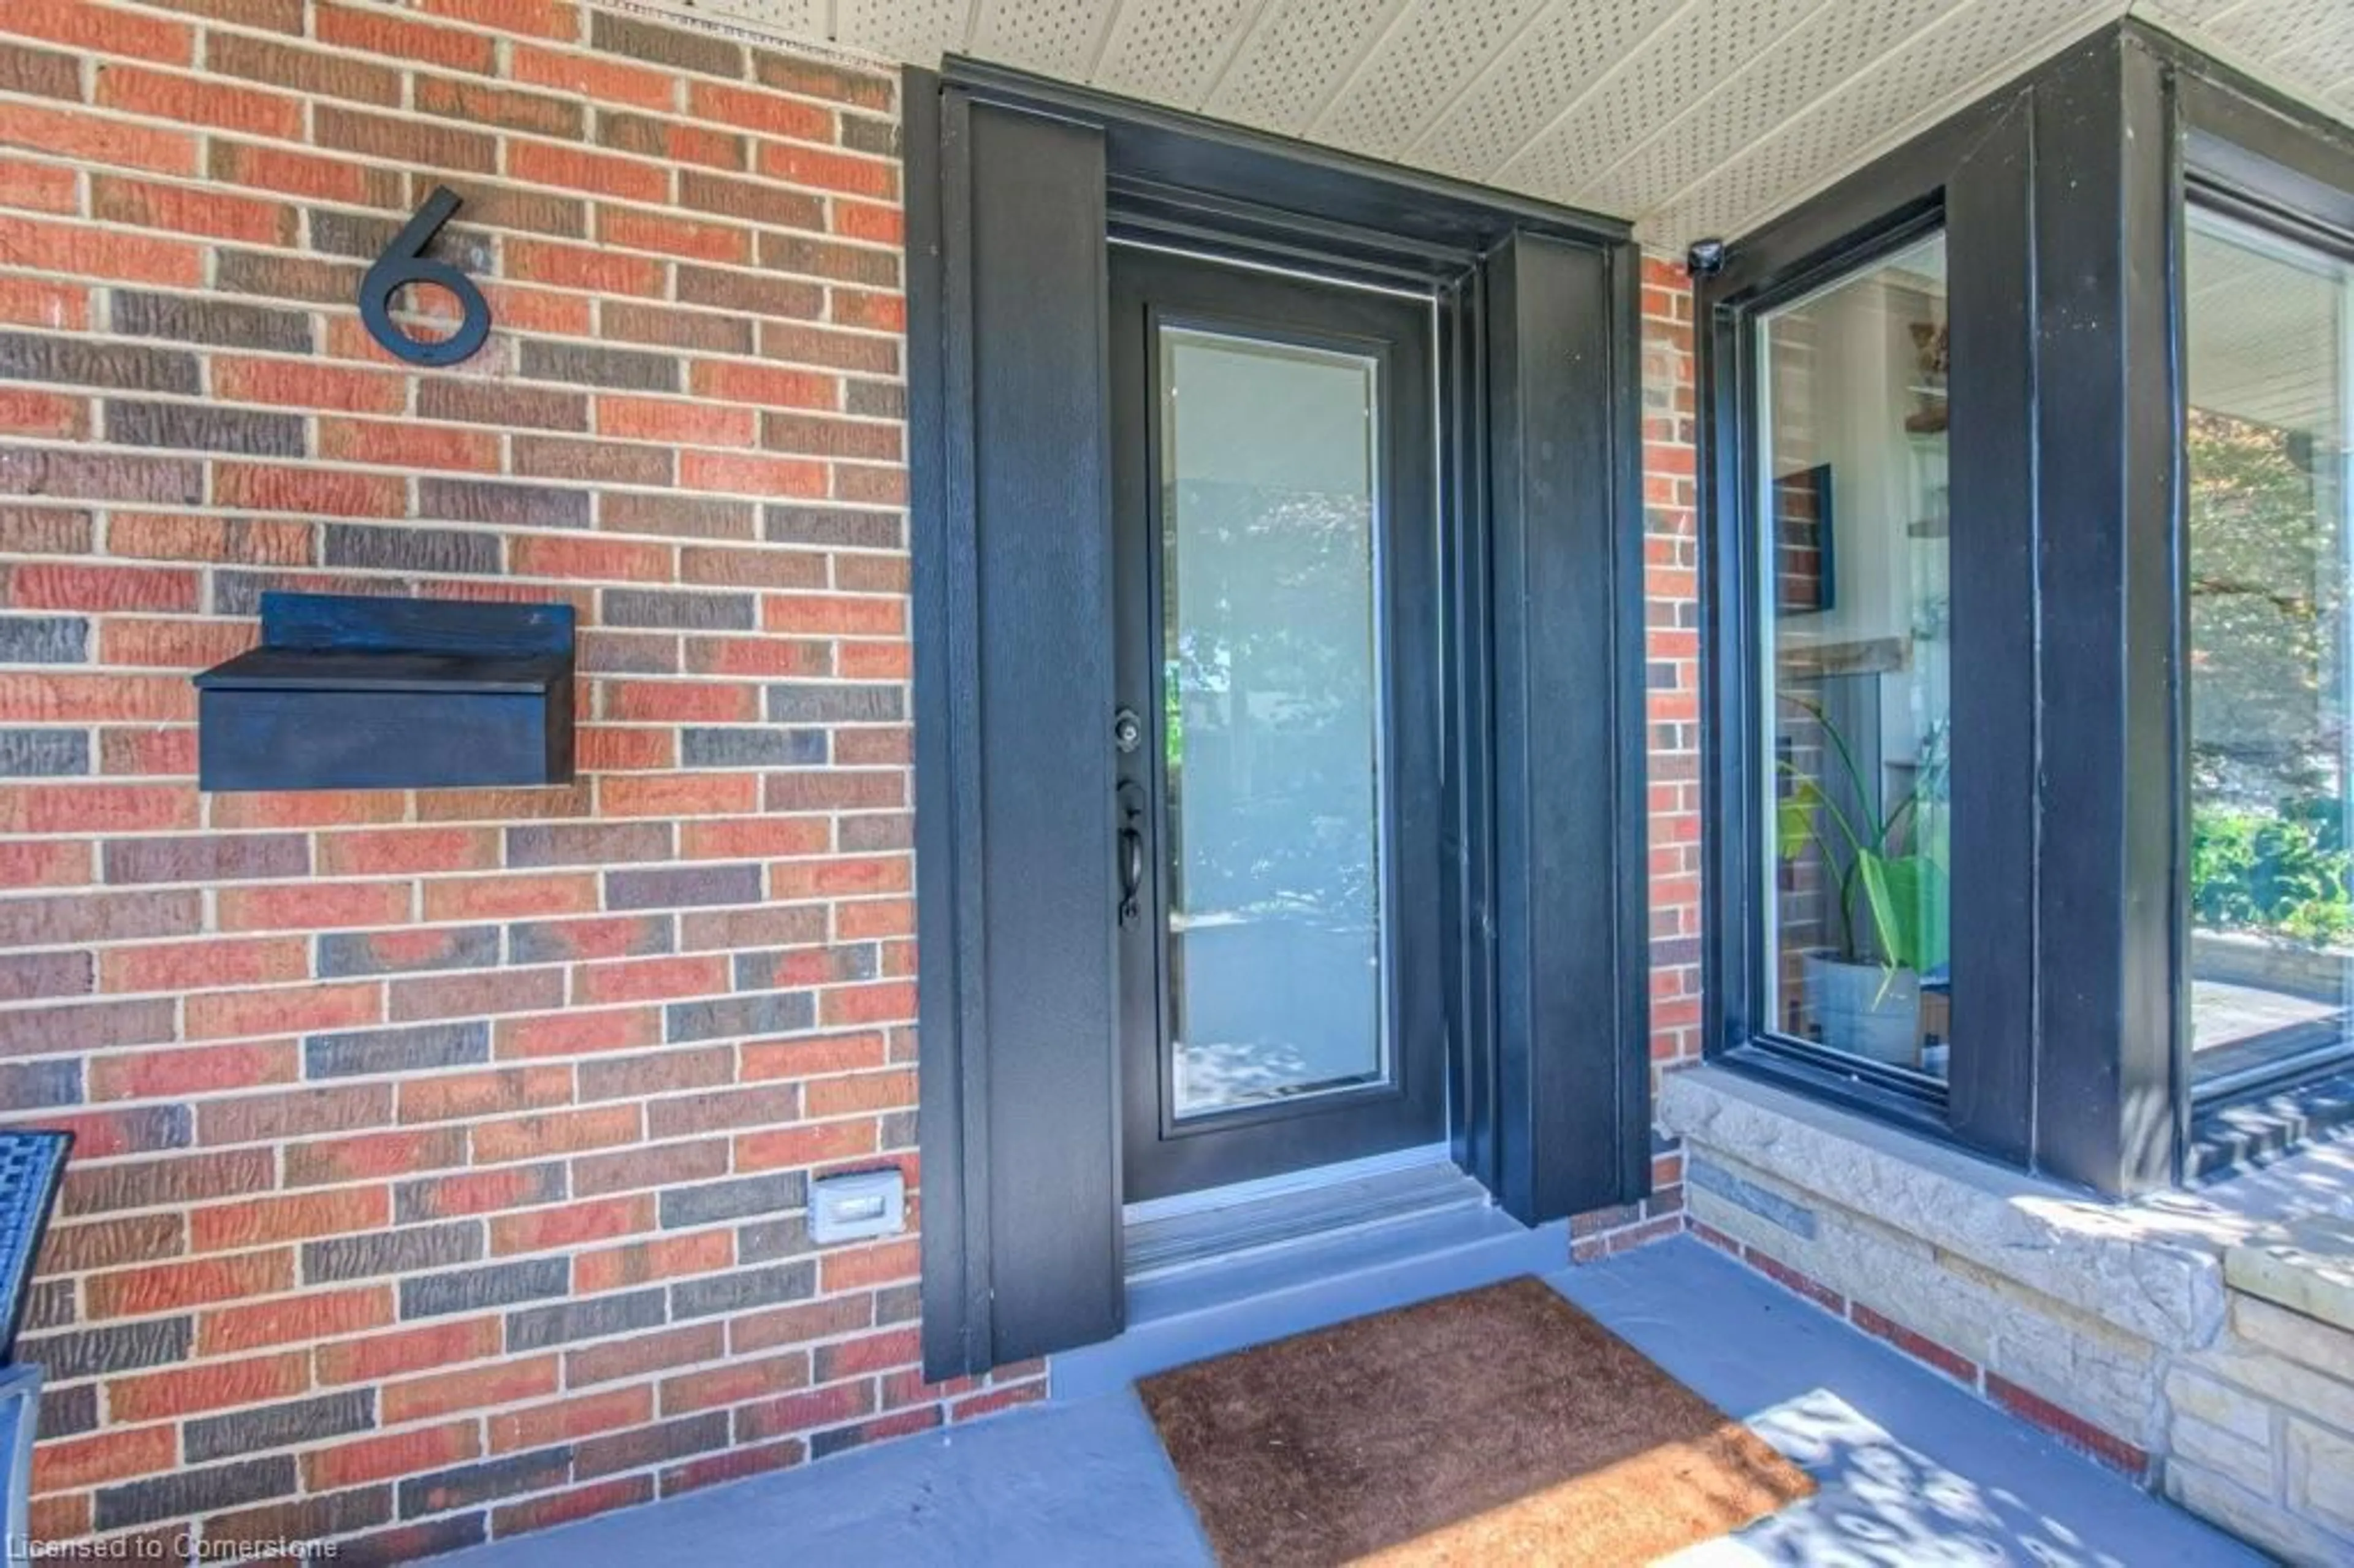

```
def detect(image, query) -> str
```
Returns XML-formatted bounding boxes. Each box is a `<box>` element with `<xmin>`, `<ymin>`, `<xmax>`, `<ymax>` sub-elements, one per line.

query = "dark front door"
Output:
<box><xmin>1111</xmin><ymin>245</ymin><xmax>1445</xmax><ymax>1204</ymax></box>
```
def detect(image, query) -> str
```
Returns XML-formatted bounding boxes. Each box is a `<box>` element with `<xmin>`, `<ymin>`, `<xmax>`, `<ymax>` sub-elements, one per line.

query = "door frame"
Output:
<box><xmin>907</xmin><ymin>58</ymin><xmax>1652</xmax><ymax>1380</ymax></box>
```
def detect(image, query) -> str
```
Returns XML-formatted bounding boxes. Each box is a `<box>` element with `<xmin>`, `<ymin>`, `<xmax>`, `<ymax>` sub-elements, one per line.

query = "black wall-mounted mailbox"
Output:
<box><xmin>196</xmin><ymin>592</ymin><xmax>576</xmax><ymax>793</ymax></box>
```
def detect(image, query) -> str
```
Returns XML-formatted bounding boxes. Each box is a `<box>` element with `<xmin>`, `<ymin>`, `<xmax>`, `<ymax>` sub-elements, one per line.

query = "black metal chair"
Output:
<box><xmin>1</xmin><ymin>1130</ymin><xmax>70</xmax><ymax>1555</ymax></box>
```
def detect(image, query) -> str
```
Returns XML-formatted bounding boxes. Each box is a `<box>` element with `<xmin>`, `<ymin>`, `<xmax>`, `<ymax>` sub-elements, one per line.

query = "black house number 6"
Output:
<box><xmin>360</xmin><ymin>186</ymin><xmax>492</xmax><ymax>367</ymax></box>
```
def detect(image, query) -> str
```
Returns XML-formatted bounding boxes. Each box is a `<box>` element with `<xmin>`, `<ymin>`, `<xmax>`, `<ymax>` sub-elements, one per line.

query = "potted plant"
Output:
<box><xmin>1777</xmin><ymin>698</ymin><xmax>1950</xmax><ymax>1065</ymax></box>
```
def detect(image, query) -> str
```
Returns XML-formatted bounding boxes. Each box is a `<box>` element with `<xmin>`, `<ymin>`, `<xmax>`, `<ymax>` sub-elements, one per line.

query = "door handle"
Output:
<box><xmin>1116</xmin><ymin>778</ymin><xmax>1145</xmax><ymax>930</ymax></box>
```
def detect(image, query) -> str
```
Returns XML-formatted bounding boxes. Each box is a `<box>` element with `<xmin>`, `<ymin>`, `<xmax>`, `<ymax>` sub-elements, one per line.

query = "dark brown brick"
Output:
<box><xmin>656</xmin><ymin>1171</ymin><xmax>804</xmax><ymax>1230</ymax></box>
<box><xmin>205</xmin><ymin>31</ymin><xmax>402</xmax><ymax>105</ymax></box>
<box><xmin>590</xmin><ymin>12</ymin><xmax>744</xmax><ymax>80</ymax></box>
<box><xmin>607</xmin><ymin>862</ymin><xmax>762</xmax><ymax>915</ymax></box>
<box><xmin>38</xmin><ymin>1212</ymin><xmax>182</xmax><ymax>1274</ymax></box>
<box><xmin>0</xmin><ymin>726</ymin><xmax>86</xmax><ymax>775</ymax></box>
<box><xmin>573</xmin><ymin>1412</ymin><xmax>726</xmax><ymax>1481</ymax></box>
<box><xmin>510</xmin><ymin>915</ymin><xmax>672</xmax><ymax>965</ymax></box>
<box><xmin>519</xmin><ymin>340</ymin><xmax>679</xmax><ymax>393</ymax></box>
<box><xmin>419</xmin><ymin>178</ymin><xmax>587</xmax><ymax>241</ymax></box>
<box><xmin>304</xmin><ymin>1223</ymin><xmax>483</xmax><ymax>1285</ymax></box>
<box><xmin>418</xmin><ymin>477</ymin><xmax>591</xmax><ymax>531</ymax></box>
<box><xmin>760</xmin><ymin>232</ymin><xmax>898</xmax><ymax>287</ymax></box>
<box><xmin>97</xmin><ymin>1457</ymin><xmax>297</xmax><ymax>1532</ymax></box>
<box><xmin>310</xmin><ymin>208</ymin><xmax>491</xmax><ymax>273</ymax></box>
<box><xmin>206</xmin><ymin>1486</ymin><xmax>394</xmax><ymax>1551</ymax></box>
<box><xmin>839</xmin><ymin>114</ymin><xmax>896</xmax><ymax>157</ymax></box>
<box><xmin>599</xmin><ymin>112</ymin><xmax>746</xmax><ymax>170</ymax></box>
<box><xmin>0</xmin><ymin>332</ymin><xmax>198</xmax><ymax>395</ymax></box>
<box><xmin>331</xmin><ymin>1513</ymin><xmax>487</xmax><ymax>1567</ymax></box>
<box><xmin>198</xmin><ymin>1084</ymin><xmax>390</xmax><ymax>1146</ymax></box>
<box><xmin>0</xmin><ymin>615</ymin><xmax>85</xmax><ymax>663</ymax></box>
<box><xmin>762</xmin><ymin>411</ymin><xmax>901</xmax><ymax>461</ymax></box>
<box><xmin>186</xmin><ymin>1390</ymin><xmax>375</xmax><ymax>1463</ymax></box>
<box><xmin>307</xmin><ymin>1021</ymin><xmax>490</xmax><ymax>1081</ymax></box>
<box><xmin>322</xmin><ymin>522</ymin><xmax>502</xmax><ymax>576</ymax></box>
<box><xmin>598</xmin><ymin>492</ymin><xmax>755</xmax><ymax>540</ymax></box>
<box><xmin>505</xmin><ymin>821</ymin><xmax>671</xmax><ymax>868</ymax></box>
<box><xmin>0</xmin><ymin>996</ymin><xmax>174</xmax><ymax>1057</ymax></box>
<box><xmin>216</xmin><ymin>248</ymin><xmax>363</xmax><ymax>305</ymax></box>
<box><xmin>751</xmin><ymin>50</ymin><xmax>893</xmax><ymax>111</ymax></box>
<box><xmin>0</xmin><ymin>504</ymin><xmax>95</xmax><ymax>555</ymax></box>
<box><xmin>39</xmin><ymin>1382</ymin><xmax>96</xmax><ymax>1439</ymax></box>
<box><xmin>415</xmin><ymin>75</ymin><xmax>585</xmax><ymax>140</ymax></box>
<box><xmin>103</xmin><ymin>832</ymin><xmax>306</xmax><ymax>885</ymax></box>
<box><xmin>678</xmin><ymin>170</ymin><xmax>822</xmax><ymax>230</ymax></box>
<box><xmin>395</xmin><ymin>1160</ymin><xmax>565</xmax><ymax>1225</ymax></box>
<box><xmin>599</xmin><ymin>300</ymin><xmax>754</xmax><ymax>356</ymax></box>
<box><xmin>0</xmin><ymin>45</ymin><xmax>84</xmax><ymax>102</ymax></box>
<box><xmin>60</xmin><ymin>1149</ymin><xmax>272</xmax><ymax>1216</ymax></box>
<box><xmin>512</xmin><ymin>435</ymin><xmax>673</xmax><ymax>487</ymax></box>
<box><xmin>111</xmin><ymin>290</ymin><xmax>313</xmax><ymax>353</ymax></box>
<box><xmin>764</xmin><ymin>504</ymin><xmax>901</xmax><ymax>550</ymax></box>
<box><xmin>0</xmin><ymin>446</ymin><xmax>203</xmax><ymax>504</ymax></box>
<box><xmin>645</xmin><ymin>1084</ymin><xmax>797</xmax><ymax>1141</ymax></box>
<box><xmin>675</xmin><ymin>265</ymin><xmax>823</xmax><ymax>319</ymax></box>
<box><xmin>400</xmin><ymin>1258</ymin><xmax>568</xmax><ymax>1319</ymax></box>
<box><xmin>418</xmin><ymin>377</ymin><xmax>586</xmax><ymax>432</ymax></box>
<box><xmin>0</xmin><ymin>950</ymin><xmax>92</xmax><ymax>1003</ymax></box>
<box><xmin>18</xmin><ymin>1317</ymin><xmax>191</xmax><ymax>1381</ymax></box>
<box><xmin>671</xmin><ymin>1262</ymin><xmax>812</xmax><ymax>1320</ymax></box>
<box><xmin>315</xmin><ymin>105</ymin><xmax>495</xmax><ymax>172</ymax></box>
<box><xmin>105</xmin><ymin>399</ymin><xmax>305</xmax><ymax>457</ymax></box>
<box><xmin>603</xmin><ymin>588</ymin><xmax>753</xmax><ymax>631</ymax></box>
<box><xmin>505</xmin><ymin>1287</ymin><xmax>666</xmax><ymax>1351</ymax></box>
<box><xmin>0</xmin><ymin>1057</ymin><xmax>80</xmax><ymax>1109</ymax></box>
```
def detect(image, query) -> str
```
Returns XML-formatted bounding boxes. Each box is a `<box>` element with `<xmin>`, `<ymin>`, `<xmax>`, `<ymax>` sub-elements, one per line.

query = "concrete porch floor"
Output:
<box><xmin>444</xmin><ymin>1238</ymin><xmax>2258</xmax><ymax>1566</ymax></box>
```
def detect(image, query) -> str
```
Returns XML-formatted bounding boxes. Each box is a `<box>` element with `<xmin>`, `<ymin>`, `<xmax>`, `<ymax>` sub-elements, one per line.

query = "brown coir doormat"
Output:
<box><xmin>1139</xmin><ymin>1276</ymin><xmax>1814</xmax><ymax>1567</ymax></box>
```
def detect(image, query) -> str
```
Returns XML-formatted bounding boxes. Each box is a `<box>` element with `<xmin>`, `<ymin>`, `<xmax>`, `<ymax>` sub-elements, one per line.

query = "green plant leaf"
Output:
<box><xmin>1856</xmin><ymin>851</ymin><xmax>1951</xmax><ymax>973</ymax></box>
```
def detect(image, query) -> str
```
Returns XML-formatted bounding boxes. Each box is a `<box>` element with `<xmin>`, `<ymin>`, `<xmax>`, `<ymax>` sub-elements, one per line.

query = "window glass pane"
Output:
<box><xmin>1758</xmin><ymin>234</ymin><xmax>1952</xmax><ymax>1082</ymax></box>
<box><xmin>1158</xmin><ymin>327</ymin><xmax>1388</xmax><ymax>1117</ymax></box>
<box><xmin>2184</xmin><ymin>211</ymin><xmax>2354</xmax><ymax>1090</ymax></box>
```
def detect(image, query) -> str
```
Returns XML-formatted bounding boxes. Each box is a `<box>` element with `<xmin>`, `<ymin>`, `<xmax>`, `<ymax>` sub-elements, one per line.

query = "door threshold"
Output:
<box><xmin>1124</xmin><ymin>1147</ymin><xmax>1479</xmax><ymax>1281</ymax></box>
<box><xmin>1056</xmin><ymin>1199</ymin><xmax>1566</xmax><ymax>1401</ymax></box>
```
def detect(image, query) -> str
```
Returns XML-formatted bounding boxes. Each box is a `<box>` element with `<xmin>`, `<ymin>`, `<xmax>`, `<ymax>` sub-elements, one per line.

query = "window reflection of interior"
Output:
<box><xmin>2184</xmin><ymin>210</ymin><xmax>2354</xmax><ymax>1092</ymax></box>
<box><xmin>1758</xmin><ymin>234</ymin><xmax>1954</xmax><ymax>1086</ymax></box>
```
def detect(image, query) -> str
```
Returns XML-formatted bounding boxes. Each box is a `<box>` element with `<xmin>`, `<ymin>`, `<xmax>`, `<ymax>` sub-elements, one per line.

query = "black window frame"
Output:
<box><xmin>2169</xmin><ymin>60</ymin><xmax>2354</xmax><ymax>1173</ymax></box>
<box><xmin>1700</xmin><ymin>70</ymin><xmax>2039</xmax><ymax>1171</ymax></box>
<box><xmin>1704</xmin><ymin>21</ymin><xmax>2354</xmax><ymax>1196</ymax></box>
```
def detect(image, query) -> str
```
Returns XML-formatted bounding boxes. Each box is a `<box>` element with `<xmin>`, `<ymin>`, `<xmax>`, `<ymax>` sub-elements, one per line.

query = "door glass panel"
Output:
<box><xmin>1157</xmin><ymin>325</ymin><xmax>1386</xmax><ymax>1119</ymax></box>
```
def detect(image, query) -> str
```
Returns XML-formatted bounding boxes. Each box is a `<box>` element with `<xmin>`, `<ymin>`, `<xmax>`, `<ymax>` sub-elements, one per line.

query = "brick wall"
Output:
<box><xmin>1572</xmin><ymin>255</ymin><xmax>1701</xmax><ymax>1262</ymax></box>
<box><xmin>0</xmin><ymin>1</ymin><xmax>1042</xmax><ymax>1558</ymax></box>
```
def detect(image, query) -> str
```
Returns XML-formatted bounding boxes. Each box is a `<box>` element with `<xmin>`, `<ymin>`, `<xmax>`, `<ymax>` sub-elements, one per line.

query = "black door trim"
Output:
<box><xmin>909</xmin><ymin>60</ymin><xmax>1650</xmax><ymax>1380</ymax></box>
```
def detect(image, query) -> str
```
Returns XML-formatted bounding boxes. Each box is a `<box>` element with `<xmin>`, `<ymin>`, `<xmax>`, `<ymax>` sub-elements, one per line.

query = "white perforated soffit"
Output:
<box><xmin>633</xmin><ymin>0</ymin><xmax>2354</xmax><ymax>248</ymax></box>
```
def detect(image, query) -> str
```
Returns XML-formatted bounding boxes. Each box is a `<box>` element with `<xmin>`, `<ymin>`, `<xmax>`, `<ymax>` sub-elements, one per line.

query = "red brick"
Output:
<box><xmin>689</xmin><ymin>359</ymin><xmax>836</xmax><ymax>408</ymax></box>
<box><xmin>660</xmin><ymin>1438</ymin><xmax>803</xmax><ymax>1496</ymax></box>
<box><xmin>0</xmin><ymin>782</ymin><xmax>195</xmax><ymax>834</ymax></box>
<box><xmin>0</xmin><ymin>213</ymin><xmax>200</xmax><ymax>284</ymax></box>
<box><xmin>737</xmin><ymin>1380</ymin><xmax>872</xmax><ymax>1441</ymax></box>
<box><xmin>93</xmin><ymin>174</ymin><xmax>292</xmax><ymax>243</ymax></box>
<box><xmin>32</xmin><ymin>1424</ymin><xmax>177</xmax><ymax>1493</ymax></box>
<box><xmin>315</xmin><ymin>1317</ymin><xmax>501</xmax><ymax>1386</ymax></box>
<box><xmin>88</xmin><ymin>1040</ymin><xmax>298</xmax><ymax>1102</ymax></box>
<box><xmin>494</xmin><ymin>1475</ymin><xmax>654</xmax><ymax>1536</ymax></box>
<box><xmin>566</xmin><ymin>1322</ymin><xmax>725</xmax><ymax>1387</ymax></box>
<box><xmin>190</xmin><ymin>1187</ymin><xmax>388</xmax><ymax>1252</ymax></box>
<box><xmin>108</xmin><ymin>1352</ymin><xmax>310</xmax><ymax>1423</ymax></box>
<box><xmin>574</xmin><ymin>1229</ymin><xmax>732</xmax><ymax>1293</ymax></box>
<box><xmin>680</xmin><ymin>817</ymin><xmax>831</xmax><ymax>861</ymax></box>
<box><xmin>473</xmin><ymin>1103</ymin><xmax>641</xmax><ymax>1165</ymax></box>
<box><xmin>571</xmin><ymin>954</ymin><xmax>728</xmax><ymax>1007</ymax></box>
<box><xmin>680</xmin><ymin>450</ymin><xmax>828</xmax><ymax>498</ymax></box>
<box><xmin>758</xmin><ymin>142</ymin><xmax>894</xmax><ymax>199</ymax></box>
<box><xmin>659</xmin><ymin>1351</ymin><xmax>808</xmax><ymax>1415</ymax></box>
<box><xmin>818</xmin><ymin>1240</ymin><xmax>918</xmax><ymax>1295</ymax></box>
<box><xmin>218</xmin><ymin>880</ymin><xmax>411</xmax><ymax>931</ymax></box>
<box><xmin>398</xmin><ymin>1064</ymin><xmax>573</xmax><ymax>1125</ymax></box>
<box><xmin>213</xmin><ymin>357</ymin><xmax>407</xmax><ymax>413</ymax></box>
<box><xmin>0</xmin><ymin>276</ymin><xmax>88</xmax><ymax>330</ymax></box>
<box><xmin>215</xmin><ymin>463</ymin><xmax>407</xmax><ymax>517</ymax></box>
<box><xmin>390</xmin><ymin>967</ymin><xmax>567</xmax><ymax>1023</ymax></box>
<box><xmin>381</xmin><ymin>1355</ymin><xmax>559</xmax><ymax>1425</ymax></box>
<box><xmin>5</xmin><ymin>1</ymin><xmax>193</xmax><ymax>62</ymax></box>
<box><xmin>0</xmin><ymin>153</ymin><xmax>76</xmax><ymax>214</ymax></box>
<box><xmin>488</xmin><ymin>1386</ymin><xmax>652</xmax><ymax>1453</ymax></box>
<box><xmin>735</xmin><ymin>1119</ymin><xmax>877</xmax><ymax>1173</ymax></box>
<box><xmin>422</xmin><ymin>0</ymin><xmax>579</xmax><ymax>39</ymax></box>
<box><xmin>603</xmin><ymin>679</ymin><xmax>758</xmax><ymax>724</ymax></box>
<box><xmin>1985</xmin><ymin>1374</ymin><xmax>2150</xmax><ymax>1479</ymax></box>
<box><xmin>320</xmin><ymin>417</ymin><xmax>503</xmax><ymax>471</ymax></box>
<box><xmin>728</xmin><ymin>1293</ymin><xmax>870</xmax><ymax>1355</ymax></box>
<box><xmin>318</xmin><ymin>2</ymin><xmax>497</xmax><ymax>71</ymax></box>
<box><xmin>511</xmin><ymin>43</ymin><xmax>676</xmax><ymax>112</ymax></box>
<box><xmin>200</xmin><ymin>1286</ymin><xmax>393</xmax><ymax>1355</ymax></box>
<box><xmin>835</xmin><ymin>200</ymin><xmax>902</xmax><ymax>246</ymax></box>
<box><xmin>490</xmin><ymin>1195</ymin><xmax>651</xmax><ymax>1255</ymax></box>
<box><xmin>185</xmin><ymin>981</ymin><xmax>381</xmax><ymax>1041</ymax></box>
<box><xmin>303</xmin><ymin>1421</ymin><xmax>481</xmax><ymax>1492</ymax></box>
<box><xmin>495</xmin><ymin>1006</ymin><xmax>660</xmax><ymax>1060</ymax></box>
<box><xmin>508</xmin><ymin>140</ymin><xmax>668</xmax><ymax>204</ymax></box>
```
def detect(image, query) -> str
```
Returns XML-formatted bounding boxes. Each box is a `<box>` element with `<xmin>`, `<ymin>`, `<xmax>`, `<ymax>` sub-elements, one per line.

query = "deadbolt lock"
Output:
<box><xmin>1113</xmin><ymin>706</ymin><xmax>1142</xmax><ymax>755</ymax></box>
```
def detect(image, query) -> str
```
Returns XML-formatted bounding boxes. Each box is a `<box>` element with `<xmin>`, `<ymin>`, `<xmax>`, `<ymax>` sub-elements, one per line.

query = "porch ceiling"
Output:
<box><xmin>626</xmin><ymin>0</ymin><xmax>2353</xmax><ymax>248</ymax></box>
